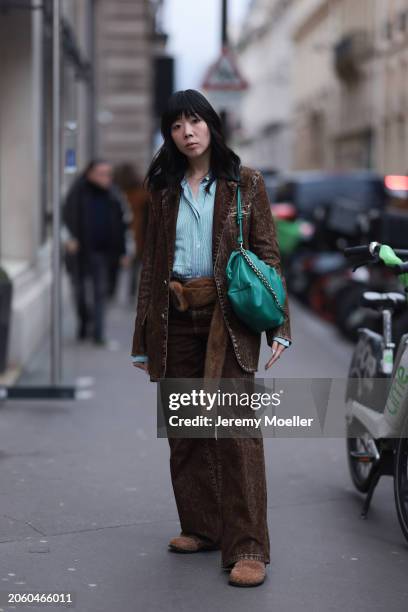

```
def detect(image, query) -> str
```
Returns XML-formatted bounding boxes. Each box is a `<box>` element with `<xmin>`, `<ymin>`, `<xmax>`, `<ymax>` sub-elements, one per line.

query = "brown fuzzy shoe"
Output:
<box><xmin>228</xmin><ymin>560</ymin><xmax>266</xmax><ymax>587</ymax></box>
<box><xmin>168</xmin><ymin>534</ymin><xmax>218</xmax><ymax>553</ymax></box>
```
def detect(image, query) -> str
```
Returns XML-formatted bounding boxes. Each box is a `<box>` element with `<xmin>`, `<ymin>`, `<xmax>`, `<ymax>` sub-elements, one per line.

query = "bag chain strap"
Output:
<box><xmin>239</xmin><ymin>245</ymin><xmax>285</xmax><ymax>314</ymax></box>
<box><xmin>235</xmin><ymin>183</ymin><xmax>285</xmax><ymax>315</ymax></box>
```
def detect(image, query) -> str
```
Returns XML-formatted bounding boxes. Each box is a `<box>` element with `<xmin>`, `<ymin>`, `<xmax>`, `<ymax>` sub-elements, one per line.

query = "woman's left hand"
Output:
<box><xmin>264</xmin><ymin>341</ymin><xmax>286</xmax><ymax>370</ymax></box>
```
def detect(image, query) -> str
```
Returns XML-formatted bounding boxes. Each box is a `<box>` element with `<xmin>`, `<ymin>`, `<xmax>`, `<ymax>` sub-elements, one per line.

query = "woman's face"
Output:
<box><xmin>170</xmin><ymin>113</ymin><xmax>211</xmax><ymax>160</ymax></box>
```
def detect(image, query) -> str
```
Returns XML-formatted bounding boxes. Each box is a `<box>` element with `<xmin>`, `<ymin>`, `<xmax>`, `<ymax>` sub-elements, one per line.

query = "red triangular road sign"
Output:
<box><xmin>202</xmin><ymin>46</ymin><xmax>248</xmax><ymax>91</ymax></box>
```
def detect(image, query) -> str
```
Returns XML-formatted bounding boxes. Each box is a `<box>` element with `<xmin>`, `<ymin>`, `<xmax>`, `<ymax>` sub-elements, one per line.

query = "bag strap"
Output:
<box><xmin>236</xmin><ymin>186</ymin><xmax>244</xmax><ymax>246</ymax></box>
<box><xmin>235</xmin><ymin>183</ymin><xmax>285</xmax><ymax>314</ymax></box>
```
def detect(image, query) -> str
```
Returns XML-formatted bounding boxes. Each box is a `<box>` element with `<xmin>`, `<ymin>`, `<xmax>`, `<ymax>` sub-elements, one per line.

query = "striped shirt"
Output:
<box><xmin>172</xmin><ymin>174</ymin><xmax>215</xmax><ymax>279</ymax></box>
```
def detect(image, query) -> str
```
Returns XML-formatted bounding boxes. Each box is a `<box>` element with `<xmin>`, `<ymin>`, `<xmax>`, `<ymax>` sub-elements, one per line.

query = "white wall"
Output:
<box><xmin>236</xmin><ymin>0</ymin><xmax>295</xmax><ymax>171</ymax></box>
<box><xmin>0</xmin><ymin>12</ymin><xmax>41</xmax><ymax>263</ymax></box>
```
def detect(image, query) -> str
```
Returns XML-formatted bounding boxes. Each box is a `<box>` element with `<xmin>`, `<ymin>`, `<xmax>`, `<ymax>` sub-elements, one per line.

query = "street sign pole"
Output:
<box><xmin>221</xmin><ymin>0</ymin><xmax>228</xmax><ymax>137</ymax></box>
<box><xmin>222</xmin><ymin>0</ymin><xmax>228</xmax><ymax>46</ymax></box>
<box><xmin>201</xmin><ymin>0</ymin><xmax>247</xmax><ymax>141</ymax></box>
<box><xmin>51</xmin><ymin>0</ymin><xmax>62</xmax><ymax>385</ymax></box>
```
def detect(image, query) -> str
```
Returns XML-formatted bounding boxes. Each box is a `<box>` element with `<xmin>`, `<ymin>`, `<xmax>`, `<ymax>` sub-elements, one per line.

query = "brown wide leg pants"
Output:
<box><xmin>164</xmin><ymin>300</ymin><xmax>270</xmax><ymax>568</ymax></box>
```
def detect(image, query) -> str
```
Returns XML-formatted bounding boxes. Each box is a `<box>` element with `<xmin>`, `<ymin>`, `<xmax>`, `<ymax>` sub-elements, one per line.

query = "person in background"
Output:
<box><xmin>63</xmin><ymin>159</ymin><xmax>129</xmax><ymax>344</ymax></box>
<box><xmin>113</xmin><ymin>163</ymin><xmax>149</xmax><ymax>301</ymax></box>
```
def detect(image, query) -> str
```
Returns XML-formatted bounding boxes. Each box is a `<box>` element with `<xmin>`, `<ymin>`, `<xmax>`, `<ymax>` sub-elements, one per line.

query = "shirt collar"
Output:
<box><xmin>181</xmin><ymin>173</ymin><xmax>211</xmax><ymax>186</ymax></box>
<box><xmin>181</xmin><ymin>174</ymin><xmax>216</xmax><ymax>196</ymax></box>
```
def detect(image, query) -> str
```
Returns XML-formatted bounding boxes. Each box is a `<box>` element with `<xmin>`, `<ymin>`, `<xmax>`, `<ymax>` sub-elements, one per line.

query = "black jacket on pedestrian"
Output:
<box><xmin>63</xmin><ymin>177</ymin><xmax>127</xmax><ymax>262</ymax></box>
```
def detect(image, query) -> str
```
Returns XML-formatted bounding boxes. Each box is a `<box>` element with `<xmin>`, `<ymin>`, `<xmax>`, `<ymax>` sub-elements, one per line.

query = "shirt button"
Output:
<box><xmin>163</xmin><ymin>279</ymin><xmax>168</xmax><ymax>285</ymax></box>
<box><xmin>161</xmin><ymin>312</ymin><xmax>166</xmax><ymax>319</ymax></box>
<box><xmin>197</xmin><ymin>243</ymin><xmax>201</xmax><ymax>249</ymax></box>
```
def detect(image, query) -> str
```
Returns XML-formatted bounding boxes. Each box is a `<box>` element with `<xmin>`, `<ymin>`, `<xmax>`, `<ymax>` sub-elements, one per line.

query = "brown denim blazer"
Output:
<box><xmin>131</xmin><ymin>166</ymin><xmax>291</xmax><ymax>381</ymax></box>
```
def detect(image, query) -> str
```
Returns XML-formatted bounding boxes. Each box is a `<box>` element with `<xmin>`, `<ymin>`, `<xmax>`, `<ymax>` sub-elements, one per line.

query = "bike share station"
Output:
<box><xmin>344</xmin><ymin>241</ymin><xmax>408</xmax><ymax>542</ymax></box>
<box><xmin>0</xmin><ymin>0</ymin><xmax>92</xmax><ymax>403</ymax></box>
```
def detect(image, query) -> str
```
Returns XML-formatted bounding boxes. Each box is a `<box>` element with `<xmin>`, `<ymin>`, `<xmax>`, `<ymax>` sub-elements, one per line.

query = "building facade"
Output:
<box><xmin>292</xmin><ymin>0</ymin><xmax>408</xmax><ymax>172</ymax></box>
<box><xmin>94</xmin><ymin>0</ymin><xmax>156</xmax><ymax>172</ymax></box>
<box><xmin>0</xmin><ymin>0</ymin><xmax>93</xmax><ymax>380</ymax></box>
<box><xmin>235</xmin><ymin>0</ymin><xmax>296</xmax><ymax>171</ymax></box>
<box><xmin>0</xmin><ymin>0</ymin><xmax>162</xmax><ymax>379</ymax></box>
<box><xmin>235</xmin><ymin>0</ymin><xmax>408</xmax><ymax>174</ymax></box>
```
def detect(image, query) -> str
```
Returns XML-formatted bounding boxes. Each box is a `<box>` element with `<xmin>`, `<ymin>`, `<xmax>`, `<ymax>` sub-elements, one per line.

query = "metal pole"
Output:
<box><xmin>222</xmin><ymin>0</ymin><xmax>228</xmax><ymax>46</ymax></box>
<box><xmin>51</xmin><ymin>0</ymin><xmax>62</xmax><ymax>384</ymax></box>
<box><xmin>221</xmin><ymin>0</ymin><xmax>228</xmax><ymax>139</ymax></box>
<box><xmin>32</xmin><ymin>0</ymin><xmax>45</xmax><ymax>244</ymax></box>
<box><xmin>88</xmin><ymin>0</ymin><xmax>96</xmax><ymax>157</ymax></box>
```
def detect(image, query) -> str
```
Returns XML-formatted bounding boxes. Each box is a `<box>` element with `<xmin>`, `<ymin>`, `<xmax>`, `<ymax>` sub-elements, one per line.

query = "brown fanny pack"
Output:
<box><xmin>169</xmin><ymin>277</ymin><xmax>228</xmax><ymax>379</ymax></box>
<box><xmin>169</xmin><ymin>276</ymin><xmax>217</xmax><ymax>311</ymax></box>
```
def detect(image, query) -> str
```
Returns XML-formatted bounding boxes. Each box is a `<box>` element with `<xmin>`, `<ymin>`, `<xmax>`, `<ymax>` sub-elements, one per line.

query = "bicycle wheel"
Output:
<box><xmin>347</xmin><ymin>421</ymin><xmax>378</xmax><ymax>493</ymax></box>
<box><xmin>394</xmin><ymin>434</ymin><xmax>408</xmax><ymax>543</ymax></box>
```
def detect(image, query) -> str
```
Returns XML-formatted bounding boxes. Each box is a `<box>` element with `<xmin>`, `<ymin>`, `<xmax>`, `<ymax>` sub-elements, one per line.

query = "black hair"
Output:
<box><xmin>83</xmin><ymin>159</ymin><xmax>110</xmax><ymax>176</ymax></box>
<box><xmin>145</xmin><ymin>89</ymin><xmax>241</xmax><ymax>192</ymax></box>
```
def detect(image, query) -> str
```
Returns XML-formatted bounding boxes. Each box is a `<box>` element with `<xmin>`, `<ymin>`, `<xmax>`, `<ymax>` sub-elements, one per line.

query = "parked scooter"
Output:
<box><xmin>343</xmin><ymin>242</ymin><xmax>408</xmax><ymax>541</ymax></box>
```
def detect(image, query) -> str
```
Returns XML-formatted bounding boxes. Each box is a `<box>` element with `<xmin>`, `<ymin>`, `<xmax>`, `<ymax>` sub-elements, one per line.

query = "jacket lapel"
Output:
<box><xmin>212</xmin><ymin>179</ymin><xmax>237</xmax><ymax>265</ymax></box>
<box><xmin>162</xmin><ymin>184</ymin><xmax>181</xmax><ymax>272</ymax></box>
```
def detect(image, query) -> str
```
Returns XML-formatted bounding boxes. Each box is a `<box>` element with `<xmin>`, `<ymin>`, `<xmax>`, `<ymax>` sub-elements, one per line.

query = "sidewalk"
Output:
<box><xmin>1</xmin><ymin>290</ymin><xmax>407</xmax><ymax>612</ymax></box>
<box><xmin>0</xmin><ymin>283</ymin><xmax>179</xmax><ymax>611</ymax></box>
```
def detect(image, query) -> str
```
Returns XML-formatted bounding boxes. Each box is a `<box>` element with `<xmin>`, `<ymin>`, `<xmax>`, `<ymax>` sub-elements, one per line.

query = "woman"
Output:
<box><xmin>63</xmin><ymin>159</ymin><xmax>128</xmax><ymax>343</ymax></box>
<box><xmin>131</xmin><ymin>90</ymin><xmax>291</xmax><ymax>587</ymax></box>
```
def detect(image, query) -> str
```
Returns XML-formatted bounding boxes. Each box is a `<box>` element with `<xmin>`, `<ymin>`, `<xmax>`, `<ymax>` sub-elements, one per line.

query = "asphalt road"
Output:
<box><xmin>0</xmin><ymin>295</ymin><xmax>407</xmax><ymax>612</ymax></box>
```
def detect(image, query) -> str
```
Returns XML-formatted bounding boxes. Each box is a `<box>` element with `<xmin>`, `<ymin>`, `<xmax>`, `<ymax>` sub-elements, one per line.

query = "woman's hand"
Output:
<box><xmin>133</xmin><ymin>362</ymin><xmax>149</xmax><ymax>373</ymax></box>
<box><xmin>264</xmin><ymin>340</ymin><xmax>286</xmax><ymax>370</ymax></box>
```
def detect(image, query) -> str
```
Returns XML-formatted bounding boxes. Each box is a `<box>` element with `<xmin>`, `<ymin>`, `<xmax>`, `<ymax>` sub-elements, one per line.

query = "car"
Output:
<box><xmin>259</xmin><ymin>167</ymin><xmax>281</xmax><ymax>203</ymax></box>
<box><xmin>274</xmin><ymin>170</ymin><xmax>388</xmax><ymax>221</ymax></box>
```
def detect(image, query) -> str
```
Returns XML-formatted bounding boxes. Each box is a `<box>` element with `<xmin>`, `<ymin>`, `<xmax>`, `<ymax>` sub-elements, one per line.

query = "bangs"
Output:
<box><xmin>161</xmin><ymin>90</ymin><xmax>208</xmax><ymax>136</ymax></box>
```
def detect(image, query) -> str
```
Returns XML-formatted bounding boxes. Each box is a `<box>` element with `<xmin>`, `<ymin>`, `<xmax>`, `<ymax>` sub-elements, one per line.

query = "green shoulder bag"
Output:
<box><xmin>226</xmin><ymin>185</ymin><xmax>286</xmax><ymax>334</ymax></box>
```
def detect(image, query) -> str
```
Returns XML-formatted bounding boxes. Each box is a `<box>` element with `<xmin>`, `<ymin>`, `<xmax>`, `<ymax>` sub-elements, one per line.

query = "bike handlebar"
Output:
<box><xmin>344</xmin><ymin>244</ymin><xmax>408</xmax><ymax>258</ymax></box>
<box><xmin>343</xmin><ymin>242</ymin><xmax>408</xmax><ymax>274</ymax></box>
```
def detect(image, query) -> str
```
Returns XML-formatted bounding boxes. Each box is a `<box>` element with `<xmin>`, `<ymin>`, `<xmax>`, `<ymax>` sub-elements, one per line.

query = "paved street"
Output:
<box><xmin>1</xmin><ymin>291</ymin><xmax>407</xmax><ymax>612</ymax></box>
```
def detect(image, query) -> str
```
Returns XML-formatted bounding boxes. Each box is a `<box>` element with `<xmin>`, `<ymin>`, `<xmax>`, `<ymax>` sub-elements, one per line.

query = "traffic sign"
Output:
<box><xmin>202</xmin><ymin>46</ymin><xmax>248</xmax><ymax>92</ymax></box>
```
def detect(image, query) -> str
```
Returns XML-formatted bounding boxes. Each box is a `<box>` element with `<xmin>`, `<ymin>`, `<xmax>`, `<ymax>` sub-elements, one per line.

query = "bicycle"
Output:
<box><xmin>343</xmin><ymin>241</ymin><xmax>408</xmax><ymax>542</ymax></box>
